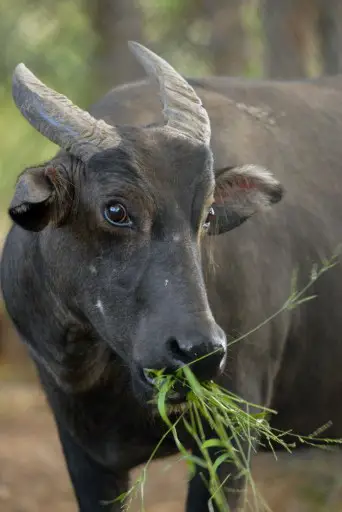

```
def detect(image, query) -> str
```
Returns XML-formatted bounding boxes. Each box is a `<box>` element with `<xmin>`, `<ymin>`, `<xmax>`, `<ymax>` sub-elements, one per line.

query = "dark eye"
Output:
<box><xmin>203</xmin><ymin>206</ymin><xmax>215</xmax><ymax>230</ymax></box>
<box><xmin>103</xmin><ymin>203</ymin><xmax>132</xmax><ymax>227</ymax></box>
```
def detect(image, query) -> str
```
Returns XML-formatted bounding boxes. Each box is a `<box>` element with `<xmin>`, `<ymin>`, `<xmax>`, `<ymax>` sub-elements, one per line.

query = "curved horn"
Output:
<box><xmin>12</xmin><ymin>64</ymin><xmax>120</xmax><ymax>162</ymax></box>
<box><xmin>128</xmin><ymin>41</ymin><xmax>211</xmax><ymax>146</ymax></box>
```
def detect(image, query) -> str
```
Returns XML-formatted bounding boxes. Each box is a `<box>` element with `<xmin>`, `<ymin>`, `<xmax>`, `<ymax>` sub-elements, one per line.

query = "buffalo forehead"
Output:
<box><xmin>86</xmin><ymin>129</ymin><xmax>213</xmax><ymax>211</ymax></box>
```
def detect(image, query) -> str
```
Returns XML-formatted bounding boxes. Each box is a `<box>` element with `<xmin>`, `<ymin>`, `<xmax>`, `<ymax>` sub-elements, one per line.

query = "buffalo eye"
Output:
<box><xmin>103</xmin><ymin>203</ymin><xmax>132</xmax><ymax>227</ymax></box>
<box><xmin>203</xmin><ymin>206</ymin><xmax>215</xmax><ymax>231</ymax></box>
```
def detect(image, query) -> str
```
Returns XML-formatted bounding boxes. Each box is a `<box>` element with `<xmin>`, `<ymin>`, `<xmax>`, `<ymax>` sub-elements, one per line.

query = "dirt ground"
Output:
<box><xmin>0</xmin><ymin>381</ymin><xmax>342</xmax><ymax>512</ymax></box>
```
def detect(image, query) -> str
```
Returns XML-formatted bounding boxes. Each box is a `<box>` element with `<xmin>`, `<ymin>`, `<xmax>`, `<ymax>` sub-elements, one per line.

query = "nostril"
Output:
<box><xmin>167</xmin><ymin>337</ymin><xmax>225</xmax><ymax>365</ymax></box>
<box><xmin>167</xmin><ymin>337</ymin><xmax>194</xmax><ymax>365</ymax></box>
<box><xmin>166</xmin><ymin>334</ymin><xmax>226</xmax><ymax>381</ymax></box>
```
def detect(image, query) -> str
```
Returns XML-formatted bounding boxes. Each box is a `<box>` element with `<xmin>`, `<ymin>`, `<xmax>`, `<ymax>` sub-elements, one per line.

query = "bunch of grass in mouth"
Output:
<box><xmin>116</xmin><ymin>251</ymin><xmax>342</xmax><ymax>512</ymax></box>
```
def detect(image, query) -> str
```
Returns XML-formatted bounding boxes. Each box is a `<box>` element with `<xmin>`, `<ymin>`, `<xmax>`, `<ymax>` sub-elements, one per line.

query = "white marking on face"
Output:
<box><xmin>164</xmin><ymin>279</ymin><xmax>169</xmax><ymax>287</ymax></box>
<box><xmin>89</xmin><ymin>265</ymin><xmax>97</xmax><ymax>275</ymax></box>
<box><xmin>96</xmin><ymin>299</ymin><xmax>105</xmax><ymax>315</ymax></box>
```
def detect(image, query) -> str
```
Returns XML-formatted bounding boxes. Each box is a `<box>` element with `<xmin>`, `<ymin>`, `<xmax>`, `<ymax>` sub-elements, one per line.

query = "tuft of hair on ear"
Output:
<box><xmin>215</xmin><ymin>164</ymin><xmax>284</xmax><ymax>208</ymax></box>
<box><xmin>9</xmin><ymin>162</ymin><xmax>74</xmax><ymax>232</ymax></box>
<box><xmin>208</xmin><ymin>164</ymin><xmax>284</xmax><ymax>236</ymax></box>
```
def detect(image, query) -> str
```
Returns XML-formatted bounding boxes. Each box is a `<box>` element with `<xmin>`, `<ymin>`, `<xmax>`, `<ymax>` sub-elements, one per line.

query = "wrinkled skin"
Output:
<box><xmin>3</xmin><ymin>65</ymin><xmax>342</xmax><ymax>512</ymax></box>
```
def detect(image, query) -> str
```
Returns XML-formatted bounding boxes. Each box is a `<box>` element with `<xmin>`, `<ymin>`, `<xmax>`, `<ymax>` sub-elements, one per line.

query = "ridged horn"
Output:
<box><xmin>128</xmin><ymin>41</ymin><xmax>211</xmax><ymax>145</ymax></box>
<box><xmin>12</xmin><ymin>64</ymin><xmax>120</xmax><ymax>162</ymax></box>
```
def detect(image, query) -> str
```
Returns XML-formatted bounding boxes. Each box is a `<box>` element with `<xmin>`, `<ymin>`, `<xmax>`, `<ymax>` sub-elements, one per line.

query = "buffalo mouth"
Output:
<box><xmin>136</xmin><ymin>367</ymin><xmax>191</xmax><ymax>413</ymax></box>
<box><xmin>150</xmin><ymin>396</ymin><xmax>190</xmax><ymax>417</ymax></box>
<box><xmin>153</xmin><ymin>400</ymin><xmax>189</xmax><ymax>416</ymax></box>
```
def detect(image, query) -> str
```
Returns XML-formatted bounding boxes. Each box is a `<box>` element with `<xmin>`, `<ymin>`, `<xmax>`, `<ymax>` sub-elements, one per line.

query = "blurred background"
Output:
<box><xmin>1</xmin><ymin>0</ymin><xmax>342</xmax><ymax>510</ymax></box>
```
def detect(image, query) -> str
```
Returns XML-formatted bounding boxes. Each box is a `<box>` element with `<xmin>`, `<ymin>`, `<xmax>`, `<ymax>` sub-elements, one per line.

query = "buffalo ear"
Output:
<box><xmin>9</xmin><ymin>164</ymin><xmax>69</xmax><ymax>231</ymax></box>
<box><xmin>209</xmin><ymin>164</ymin><xmax>284</xmax><ymax>235</ymax></box>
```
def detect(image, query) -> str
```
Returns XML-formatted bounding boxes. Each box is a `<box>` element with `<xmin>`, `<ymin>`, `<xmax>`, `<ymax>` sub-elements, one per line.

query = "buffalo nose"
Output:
<box><xmin>166</xmin><ymin>333</ymin><xmax>226</xmax><ymax>382</ymax></box>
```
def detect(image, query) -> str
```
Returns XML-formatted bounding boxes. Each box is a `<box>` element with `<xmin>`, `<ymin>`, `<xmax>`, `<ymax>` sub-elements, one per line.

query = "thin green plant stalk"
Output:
<box><xmin>111</xmin><ymin>411</ymin><xmax>185</xmax><ymax>511</ymax></box>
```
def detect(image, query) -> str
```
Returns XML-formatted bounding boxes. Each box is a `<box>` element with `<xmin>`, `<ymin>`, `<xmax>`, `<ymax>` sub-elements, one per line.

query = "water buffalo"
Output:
<box><xmin>2</xmin><ymin>42</ymin><xmax>342</xmax><ymax>511</ymax></box>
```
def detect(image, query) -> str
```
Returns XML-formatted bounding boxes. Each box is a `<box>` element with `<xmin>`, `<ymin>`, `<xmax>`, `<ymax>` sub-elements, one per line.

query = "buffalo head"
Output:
<box><xmin>8</xmin><ymin>43</ymin><xmax>283</xmax><ymax>404</ymax></box>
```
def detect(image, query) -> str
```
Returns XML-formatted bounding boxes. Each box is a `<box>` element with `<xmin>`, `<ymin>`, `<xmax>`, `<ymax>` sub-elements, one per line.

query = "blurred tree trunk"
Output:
<box><xmin>87</xmin><ymin>0</ymin><xmax>145</xmax><ymax>94</ymax></box>
<box><xmin>317</xmin><ymin>0</ymin><xmax>342</xmax><ymax>74</ymax></box>
<box><xmin>204</xmin><ymin>0</ymin><xmax>248</xmax><ymax>76</ymax></box>
<box><xmin>262</xmin><ymin>0</ymin><xmax>314</xmax><ymax>78</ymax></box>
<box><xmin>262</xmin><ymin>0</ymin><xmax>342</xmax><ymax>79</ymax></box>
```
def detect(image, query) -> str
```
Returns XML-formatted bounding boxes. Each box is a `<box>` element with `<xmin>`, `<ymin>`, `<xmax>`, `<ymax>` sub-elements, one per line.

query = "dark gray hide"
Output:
<box><xmin>2</xmin><ymin>42</ymin><xmax>342</xmax><ymax>512</ymax></box>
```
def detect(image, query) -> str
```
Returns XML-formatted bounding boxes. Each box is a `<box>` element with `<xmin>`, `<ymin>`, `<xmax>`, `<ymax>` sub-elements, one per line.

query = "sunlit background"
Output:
<box><xmin>1</xmin><ymin>1</ymin><xmax>342</xmax><ymax>510</ymax></box>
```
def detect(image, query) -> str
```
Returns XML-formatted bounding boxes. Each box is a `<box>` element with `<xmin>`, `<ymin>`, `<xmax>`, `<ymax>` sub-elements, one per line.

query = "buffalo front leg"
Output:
<box><xmin>56</xmin><ymin>421</ymin><xmax>128</xmax><ymax>512</ymax></box>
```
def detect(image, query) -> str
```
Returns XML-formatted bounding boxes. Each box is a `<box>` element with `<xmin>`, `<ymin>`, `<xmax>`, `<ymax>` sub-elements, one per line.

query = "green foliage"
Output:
<box><xmin>0</xmin><ymin>0</ymin><xmax>94</xmax><ymax>96</ymax></box>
